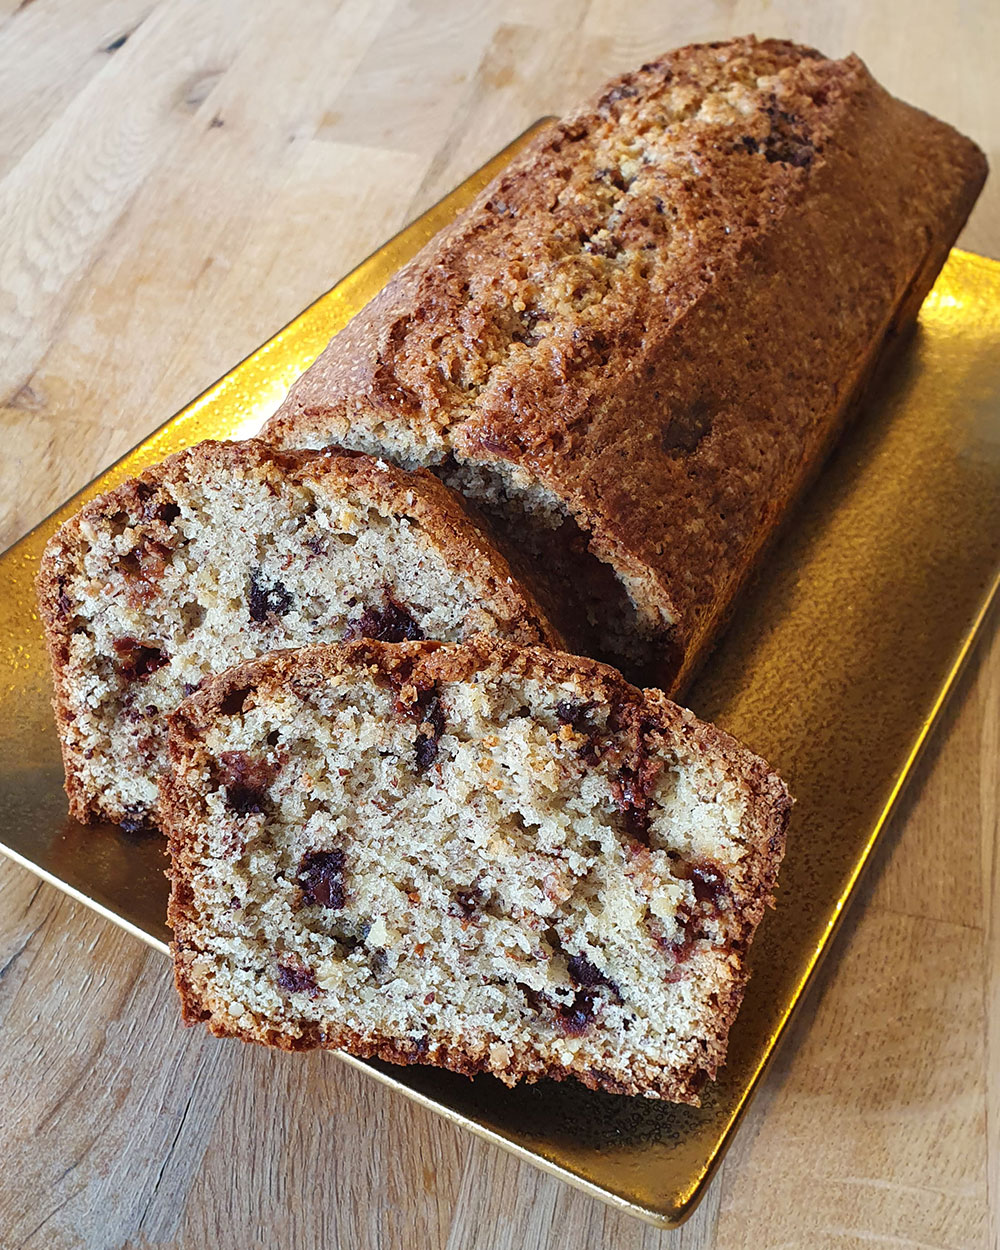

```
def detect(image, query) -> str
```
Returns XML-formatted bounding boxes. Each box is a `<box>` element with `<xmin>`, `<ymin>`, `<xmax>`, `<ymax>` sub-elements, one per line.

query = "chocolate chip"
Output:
<box><xmin>581</xmin><ymin>234</ymin><xmax>621</xmax><ymax>259</ymax></box>
<box><xmin>216</xmin><ymin>750</ymin><xmax>276</xmax><ymax>816</ymax></box>
<box><xmin>555</xmin><ymin>700</ymin><xmax>596</xmax><ymax>731</ymax></box>
<box><xmin>182</xmin><ymin>681</ymin><xmax>202</xmax><ymax>698</ymax></box>
<box><xmin>566</xmin><ymin>953</ymin><xmax>621</xmax><ymax>1002</ymax></box>
<box><xmin>557</xmin><ymin>990</ymin><xmax>597</xmax><ymax>1036</ymax></box>
<box><xmin>593</xmin><ymin>166</ymin><xmax>628</xmax><ymax>191</ymax></box>
<box><xmin>344</xmin><ymin>596</ymin><xmax>424</xmax><ymax>643</ymax></box>
<box><xmin>118</xmin><ymin>806</ymin><xmax>150</xmax><ymax>835</ymax></box>
<box><xmin>691</xmin><ymin>865</ymin><xmax>726</xmax><ymax>906</ymax></box>
<box><xmin>248</xmin><ymin>570</ymin><xmax>293</xmax><ymax>622</ymax></box>
<box><xmin>413</xmin><ymin>689</ymin><xmax>445</xmax><ymax>773</ymax></box>
<box><xmin>276</xmin><ymin>963</ymin><xmax>318</xmax><ymax>996</ymax></box>
<box><xmin>118</xmin><ymin>537</ymin><xmax>175</xmax><ymax>585</ymax></box>
<box><xmin>611</xmin><ymin>724</ymin><xmax>663</xmax><ymax>845</ymax></box>
<box><xmin>113</xmin><ymin>637</ymin><xmax>168</xmax><ymax>681</ymax></box>
<box><xmin>422</xmin><ymin>692</ymin><xmax>446</xmax><ymax>737</ymax></box>
<box><xmin>449</xmin><ymin>887</ymin><xmax>481</xmax><ymax>919</ymax></box>
<box><xmin>578</xmin><ymin>736</ymin><xmax>604</xmax><ymax>766</ymax></box>
<box><xmin>298</xmin><ymin>849</ymin><xmax>346</xmax><ymax>909</ymax></box>
<box><xmin>143</xmin><ymin>496</ymin><xmax>180</xmax><ymax>524</ymax></box>
<box><xmin>670</xmin><ymin>858</ymin><xmax>729</xmax><ymax>909</ymax></box>
<box><xmin>659</xmin><ymin>905</ymin><xmax>699</xmax><ymax>978</ymax></box>
<box><xmin>612</xmin><ymin>765</ymin><xmax>652</xmax><ymax>843</ymax></box>
<box><xmin>735</xmin><ymin>98</ymin><xmax>814</xmax><ymax>169</ymax></box>
<box><xmin>219</xmin><ymin>685</ymin><xmax>251</xmax><ymax>716</ymax></box>
<box><xmin>414</xmin><ymin>734</ymin><xmax>438</xmax><ymax>772</ymax></box>
<box><xmin>654</xmin><ymin>861</ymin><xmax>731</xmax><ymax>981</ymax></box>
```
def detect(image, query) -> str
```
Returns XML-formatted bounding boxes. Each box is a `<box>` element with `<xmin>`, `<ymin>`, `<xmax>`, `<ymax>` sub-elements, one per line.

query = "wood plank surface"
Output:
<box><xmin>0</xmin><ymin>2</ymin><xmax>996</xmax><ymax>1247</ymax></box>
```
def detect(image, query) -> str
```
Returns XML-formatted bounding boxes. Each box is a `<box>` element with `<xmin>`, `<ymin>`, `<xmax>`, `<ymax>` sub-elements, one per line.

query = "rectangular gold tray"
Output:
<box><xmin>2</xmin><ymin>123</ymin><xmax>999</xmax><ymax>1227</ymax></box>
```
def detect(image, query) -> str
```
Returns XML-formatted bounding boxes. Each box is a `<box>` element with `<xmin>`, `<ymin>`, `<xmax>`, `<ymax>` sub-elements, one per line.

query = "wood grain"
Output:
<box><xmin>0</xmin><ymin>2</ymin><xmax>996</xmax><ymax>1246</ymax></box>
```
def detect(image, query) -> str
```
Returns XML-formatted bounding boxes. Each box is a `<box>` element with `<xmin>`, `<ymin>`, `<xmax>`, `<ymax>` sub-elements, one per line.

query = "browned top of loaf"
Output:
<box><xmin>36</xmin><ymin>439</ymin><xmax>561</xmax><ymax>652</ymax></box>
<box><xmin>264</xmin><ymin>36</ymin><xmax>986</xmax><ymax>668</ymax></box>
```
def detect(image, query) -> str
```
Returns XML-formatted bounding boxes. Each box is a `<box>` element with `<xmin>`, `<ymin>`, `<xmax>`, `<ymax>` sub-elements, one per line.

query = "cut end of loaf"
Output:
<box><xmin>165</xmin><ymin>639</ymin><xmax>790</xmax><ymax>1102</ymax></box>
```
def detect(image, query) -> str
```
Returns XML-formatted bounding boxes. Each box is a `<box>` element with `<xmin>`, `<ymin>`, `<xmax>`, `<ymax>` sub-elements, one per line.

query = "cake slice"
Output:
<box><xmin>163</xmin><ymin>638</ymin><xmax>790</xmax><ymax>1102</ymax></box>
<box><xmin>36</xmin><ymin>440</ymin><xmax>558</xmax><ymax>829</ymax></box>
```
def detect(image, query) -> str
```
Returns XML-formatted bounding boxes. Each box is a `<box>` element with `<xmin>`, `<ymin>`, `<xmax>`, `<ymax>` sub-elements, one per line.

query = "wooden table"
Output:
<box><xmin>0</xmin><ymin>3</ymin><xmax>996</xmax><ymax>1246</ymax></box>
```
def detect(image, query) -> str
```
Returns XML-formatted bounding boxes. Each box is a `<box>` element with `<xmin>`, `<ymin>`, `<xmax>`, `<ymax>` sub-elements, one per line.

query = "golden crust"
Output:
<box><xmin>36</xmin><ymin>439</ymin><xmax>560</xmax><ymax>827</ymax></box>
<box><xmin>264</xmin><ymin>36</ymin><xmax>987</xmax><ymax>691</ymax></box>
<box><xmin>164</xmin><ymin>639</ymin><xmax>790</xmax><ymax>1102</ymax></box>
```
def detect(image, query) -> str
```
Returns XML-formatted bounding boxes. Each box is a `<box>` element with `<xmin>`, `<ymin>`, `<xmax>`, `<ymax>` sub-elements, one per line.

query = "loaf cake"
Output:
<box><xmin>164</xmin><ymin>638</ymin><xmax>790</xmax><ymax>1102</ymax></box>
<box><xmin>263</xmin><ymin>36</ymin><xmax>987</xmax><ymax>692</ymax></box>
<box><xmin>36</xmin><ymin>440</ymin><xmax>558</xmax><ymax>829</ymax></box>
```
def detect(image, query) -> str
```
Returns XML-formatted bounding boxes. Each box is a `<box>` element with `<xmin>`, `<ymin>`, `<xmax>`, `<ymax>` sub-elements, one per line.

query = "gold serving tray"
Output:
<box><xmin>2</xmin><ymin>122</ymin><xmax>999</xmax><ymax>1227</ymax></box>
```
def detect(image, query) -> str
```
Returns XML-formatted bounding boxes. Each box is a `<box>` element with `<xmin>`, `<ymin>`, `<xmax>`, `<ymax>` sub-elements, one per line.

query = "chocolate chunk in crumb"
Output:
<box><xmin>567</xmin><ymin>953</ymin><xmax>622</xmax><ymax>1002</ymax></box>
<box><xmin>298</xmin><ymin>849</ymin><xmax>346</xmax><ymax>909</ymax></box>
<box><xmin>558</xmin><ymin>990</ymin><xmax>598</xmax><ymax>1036</ymax></box>
<box><xmin>419</xmin><ymin>691</ymin><xmax>446</xmax><ymax>738</ymax></box>
<box><xmin>555</xmin><ymin>700</ymin><xmax>596</xmax><ymax>731</ymax></box>
<box><xmin>344</xmin><ymin>596</ymin><xmax>424</xmax><ymax>644</ymax></box>
<box><xmin>412</xmin><ymin>688</ymin><xmax>445</xmax><ymax>773</ymax></box>
<box><xmin>414</xmin><ymin>733</ymin><xmax>439</xmax><ymax>772</ymax></box>
<box><xmin>671</xmin><ymin>858</ymin><xmax>729</xmax><ymax>909</ymax></box>
<box><xmin>612</xmin><ymin>765</ymin><xmax>652</xmax><ymax>843</ymax></box>
<box><xmin>662</xmin><ymin>398</ymin><xmax>714</xmax><ymax>455</ymax></box>
<box><xmin>691</xmin><ymin>864</ymin><xmax>727</xmax><ymax>906</ymax></box>
<box><xmin>276</xmin><ymin>963</ymin><xmax>318</xmax><ymax>996</ymax></box>
<box><xmin>113</xmin><ymin>637</ymin><xmax>168</xmax><ymax>682</ymax></box>
<box><xmin>217</xmin><ymin>750</ymin><xmax>277</xmax><ymax>816</ymax></box>
<box><xmin>248</xmin><ymin>569</ymin><xmax>293</xmax><ymax>622</ymax></box>
<box><xmin>119</xmin><ymin>807</ymin><xmax>152</xmax><ymax>835</ymax></box>
<box><xmin>612</xmin><ymin>726</ymin><xmax>664</xmax><ymax>845</ymax></box>
<box><xmin>449</xmin><ymin>887</ymin><xmax>481</xmax><ymax>918</ymax></box>
<box><xmin>219</xmin><ymin>685</ymin><xmax>252</xmax><ymax>716</ymax></box>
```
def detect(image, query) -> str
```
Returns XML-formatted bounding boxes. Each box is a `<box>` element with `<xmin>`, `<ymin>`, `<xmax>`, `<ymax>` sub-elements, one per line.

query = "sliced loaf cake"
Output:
<box><xmin>164</xmin><ymin>639</ymin><xmax>790</xmax><ymax>1102</ymax></box>
<box><xmin>37</xmin><ymin>441</ymin><xmax>558</xmax><ymax>829</ymax></box>
<box><xmin>263</xmin><ymin>37</ymin><xmax>986</xmax><ymax>691</ymax></box>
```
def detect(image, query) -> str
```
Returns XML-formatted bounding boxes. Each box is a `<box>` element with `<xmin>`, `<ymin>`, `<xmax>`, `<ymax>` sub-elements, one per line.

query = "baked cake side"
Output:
<box><xmin>263</xmin><ymin>36</ymin><xmax>987</xmax><ymax>692</ymax></box>
<box><xmin>164</xmin><ymin>639</ymin><xmax>791</xmax><ymax>1102</ymax></box>
<box><xmin>36</xmin><ymin>440</ymin><xmax>559</xmax><ymax>829</ymax></box>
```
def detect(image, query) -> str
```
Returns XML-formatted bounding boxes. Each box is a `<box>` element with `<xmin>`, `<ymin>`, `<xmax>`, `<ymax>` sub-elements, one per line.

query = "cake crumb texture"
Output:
<box><xmin>36</xmin><ymin>440</ymin><xmax>558</xmax><ymax>828</ymax></box>
<box><xmin>164</xmin><ymin>639</ymin><xmax>790</xmax><ymax>1102</ymax></box>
